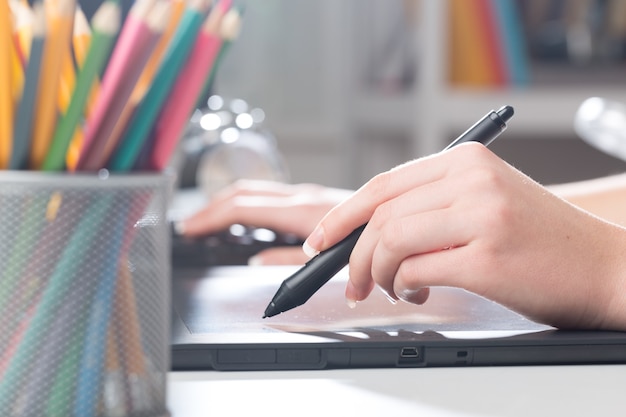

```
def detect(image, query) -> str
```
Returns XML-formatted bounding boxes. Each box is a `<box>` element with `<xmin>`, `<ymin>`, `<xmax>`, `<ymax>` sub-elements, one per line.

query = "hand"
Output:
<box><xmin>178</xmin><ymin>179</ymin><xmax>352</xmax><ymax>265</ymax></box>
<box><xmin>303</xmin><ymin>143</ymin><xmax>626</xmax><ymax>330</ymax></box>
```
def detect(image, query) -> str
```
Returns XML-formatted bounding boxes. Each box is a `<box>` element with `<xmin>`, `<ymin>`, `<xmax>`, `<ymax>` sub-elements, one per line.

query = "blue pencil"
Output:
<box><xmin>73</xmin><ymin>197</ymin><xmax>128</xmax><ymax>417</ymax></box>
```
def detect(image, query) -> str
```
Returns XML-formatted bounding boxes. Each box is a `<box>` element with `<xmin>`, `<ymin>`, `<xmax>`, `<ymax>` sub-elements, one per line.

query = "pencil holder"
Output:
<box><xmin>0</xmin><ymin>172</ymin><xmax>172</xmax><ymax>417</ymax></box>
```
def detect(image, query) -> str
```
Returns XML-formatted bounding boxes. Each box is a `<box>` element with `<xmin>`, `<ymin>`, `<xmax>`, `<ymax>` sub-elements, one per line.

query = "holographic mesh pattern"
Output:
<box><xmin>0</xmin><ymin>173</ymin><xmax>170</xmax><ymax>417</ymax></box>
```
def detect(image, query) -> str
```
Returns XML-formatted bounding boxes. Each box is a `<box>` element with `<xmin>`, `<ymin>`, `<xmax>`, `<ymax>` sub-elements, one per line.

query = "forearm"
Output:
<box><xmin>548</xmin><ymin>173</ymin><xmax>626</xmax><ymax>227</ymax></box>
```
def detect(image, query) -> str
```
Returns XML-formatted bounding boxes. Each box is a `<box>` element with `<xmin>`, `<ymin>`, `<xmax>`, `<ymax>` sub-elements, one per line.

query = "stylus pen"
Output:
<box><xmin>263</xmin><ymin>105</ymin><xmax>515</xmax><ymax>318</ymax></box>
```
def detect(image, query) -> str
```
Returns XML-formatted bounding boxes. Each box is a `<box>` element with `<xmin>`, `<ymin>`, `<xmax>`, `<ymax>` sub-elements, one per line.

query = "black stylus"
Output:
<box><xmin>263</xmin><ymin>105</ymin><xmax>515</xmax><ymax>318</ymax></box>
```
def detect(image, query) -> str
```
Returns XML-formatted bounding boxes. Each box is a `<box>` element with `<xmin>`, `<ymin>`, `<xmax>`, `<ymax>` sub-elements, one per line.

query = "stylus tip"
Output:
<box><xmin>497</xmin><ymin>105</ymin><xmax>514</xmax><ymax>121</ymax></box>
<box><xmin>263</xmin><ymin>302</ymin><xmax>278</xmax><ymax>318</ymax></box>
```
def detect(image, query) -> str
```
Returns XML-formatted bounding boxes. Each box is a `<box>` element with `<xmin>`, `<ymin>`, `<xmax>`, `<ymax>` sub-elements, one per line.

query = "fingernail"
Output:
<box><xmin>346</xmin><ymin>298</ymin><xmax>357</xmax><ymax>309</ymax></box>
<box><xmin>379</xmin><ymin>287</ymin><xmax>397</xmax><ymax>305</ymax></box>
<box><xmin>248</xmin><ymin>255</ymin><xmax>263</xmax><ymax>266</ymax></box>
<box><xmin>303</xmin><ymin>225</ymin><xmax>324</xmax><ymax>258</ymax></box>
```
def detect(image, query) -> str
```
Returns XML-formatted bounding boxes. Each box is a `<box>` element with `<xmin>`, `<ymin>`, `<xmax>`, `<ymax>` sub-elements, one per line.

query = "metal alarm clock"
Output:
<box><xmin>176</xmin><ymin>95</ymin><xmax>290</xmax><ymax>197</ymax></box>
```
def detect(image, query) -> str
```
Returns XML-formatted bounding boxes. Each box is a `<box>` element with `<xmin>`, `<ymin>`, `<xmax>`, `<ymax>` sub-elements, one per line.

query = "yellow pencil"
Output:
<box><xmin>57</xmin><ymin>45</ymin><xmax>76</xmax><ymax>115</ymax></box>
<box><xmin>10</xmin><ymin>0</ymin><xmax>33</xmax><ymax>60</ymax></box>
<box><xmin>72</xmin><ymin>6</ymin><xmax>91</xmax><ymax>66</ymax></box>
<box><xmin>10</xmin><ymin>35</ymin><xmax>25</xmax><ymax>108</ymax></box>
<box><xmin>28</xmin><ymin>0</ymin><xmax>76</xmax><ymax>169</ymax></box>
<box><xmin>0</xmin><ymin>0</ymin><xmax>14</xmax><ymax>169</ymax></box>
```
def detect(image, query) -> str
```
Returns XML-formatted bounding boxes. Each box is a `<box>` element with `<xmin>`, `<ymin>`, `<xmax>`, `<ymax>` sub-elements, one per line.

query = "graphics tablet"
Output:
<box><xmin>171</xmin><ymin>266</ymin><xmax>626</xmax><ymax>371</ymax></box>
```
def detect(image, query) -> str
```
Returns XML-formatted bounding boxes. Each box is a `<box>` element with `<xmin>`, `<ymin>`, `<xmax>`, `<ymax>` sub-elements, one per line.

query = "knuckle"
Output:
<box><xmin>378</xmin><ymin>219</ymin><xmax>407</xmax><ymax>252</ymax></box>
<box><xmin>364</xmin><ymin>171</ymin><xmax>393</xmax><ymax>200</ymax></box>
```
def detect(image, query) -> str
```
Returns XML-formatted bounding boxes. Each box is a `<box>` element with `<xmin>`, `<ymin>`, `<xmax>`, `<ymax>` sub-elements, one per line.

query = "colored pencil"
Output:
<box><xmin>0</xmin><ymin>0</ymin><xmax>14</xmax><ymax>169</ymax></box>
<box><xmin>0</xmin><ymin>192</ymin><xmax>69</xmax><ymax>362</ymax></box>
<box><xmin>103</xmin><ymin>320</ymin><xmax>127</xmax><ymax>417</ymax></box>
<box><xmin>74</xmin><ymin>198</ymin><xmax>128</xmax><ymax>416</ymax></box>
<box><xmin>9</xmin><ymin>6</ymin><xmax>26</xmax><ymax>107</ymax></box>
<box><xmin>0</xmin><ymin>197</ymin><xmax>48</xmax><ymax>322</ymax></box>
<box><xmin>115</xmin><ymin>258</ymin><xmax>162</xmax><ymax>414</ymax></box>
<box><xmin>72</xmin><ymin>5</ymin><xmax>99</xmax><ymax>117</ymax></box>
<box><xmin>72</xmin><ymin>5</ymin><xmax>94</xmax><ymax>72</ymax></box>
<box><xmin>75</xmin><ymin>0</ymin><xmax>170</xmax><ymax>171</ymax></box>
<box><xmin>42</xmin><ymin>0</ymin><xmax>120</xmax><ymax>171</ymax></box>
<box><xmin>57</xmin><ymin>42</ymin><xmax>77</xmax><ymax>116</ymax></box>
<box><xmin>43</xmin><ymin>240</ymin><xmax>106</xmax><ymax>417</ymax></box>
<box><xmin>107</xmin><ymin>0</ymin><xmax>211</xmax><ymax>172</ymax></box>
<box><xmin>18</xmin><ymin>271</ymin><xmax>98</xmax><ymax>417</ymax></box>
<box><xmin>45</xmin><ymin>318</ymin><xmax>90</xmax><ymax>416</ymax></box>
<box><xmin>10</xmin><ymin>0</ymin><xmax>34</xmax><ymax>61</ymax></box>
<box><xmin>133</xmin><ymin>0</ymin><xmax>187</xmax><ymax>103</ymax></box>
<box><xmin>196</xmin><ymin>5</ymin><xmax>242</xmax><ymax>108</ymax></box>
<box><xmin>149</xmin><ymin>0</ymin><xmax>233</xmax><ymax>171</ymax></box>
<box><xmin>11</xmin><ymin>3</ymin><xmax>46</xmax><ymax>170</ymax></box>
<box><xmin>28</xmin><ymin>0</ymin><xmax>76</xmax><ymax>169</ymax></box>
<box><xmin>101</xmin><ymin>0</ymin><xmax>187</xmax><ymax>166</ymax></box>
<box><xmin>0</xmin><ymin>303</ymin><xmax>37</xmax><ymax>380</ymax></box>
<box><xmin>65</xmin><ymin>5</ymin><xmax>97</xmax><ymax>171</ymax></box>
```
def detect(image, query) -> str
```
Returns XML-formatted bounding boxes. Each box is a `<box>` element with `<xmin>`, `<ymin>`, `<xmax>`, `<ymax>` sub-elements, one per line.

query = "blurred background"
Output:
<box><xmin>80</xmin><ymin>0</ymin><xmax>626</xmax><ymax>190</ymax></box>
<box><xmin>201</xmin><ymin>0</ymin><xmax>626</xmax><ymax>190</ymax></box>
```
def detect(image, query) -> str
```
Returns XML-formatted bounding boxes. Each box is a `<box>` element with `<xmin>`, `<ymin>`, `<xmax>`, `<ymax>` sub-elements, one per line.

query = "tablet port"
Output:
<box><xmin>400</xmin><ymin>347</ymin><xmax>419</xmax><ymax>358</ymax></box>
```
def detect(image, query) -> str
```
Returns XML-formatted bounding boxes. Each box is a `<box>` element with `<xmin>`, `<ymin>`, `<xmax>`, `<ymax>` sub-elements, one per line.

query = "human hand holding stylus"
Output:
<box><xmin>263</xmin><ymin>106</ymin><xmax>514</xmax><ymax>318</ymax></box>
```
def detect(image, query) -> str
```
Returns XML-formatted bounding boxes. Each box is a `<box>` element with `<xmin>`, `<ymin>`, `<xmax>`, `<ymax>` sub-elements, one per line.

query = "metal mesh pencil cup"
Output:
<box><xmin>0</xmin><ymin>172</ymin><xmax>171</xmax><ymax>417</ymax></box>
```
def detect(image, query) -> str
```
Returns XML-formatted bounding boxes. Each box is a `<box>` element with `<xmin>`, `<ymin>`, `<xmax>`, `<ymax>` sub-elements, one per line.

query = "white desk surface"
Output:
<box><xmin>168</xmin><ymin>365</ymin><xmax>626</xmax><ymax>417</ymax></box>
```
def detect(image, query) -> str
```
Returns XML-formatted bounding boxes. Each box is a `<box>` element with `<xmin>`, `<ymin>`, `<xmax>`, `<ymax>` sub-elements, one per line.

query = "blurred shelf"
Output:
<box><xmin>350</xmin><ymin>0</ymin><xmax>626</xmax><ymax>149</ymax></box>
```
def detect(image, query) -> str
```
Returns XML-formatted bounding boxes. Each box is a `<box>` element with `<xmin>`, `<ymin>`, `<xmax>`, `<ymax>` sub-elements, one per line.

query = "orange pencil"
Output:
<box><xmin>9</xmin><ymin>35</ymin><xmax>24</xmax><ymax>108</ymax></box>
<box><xmin>57</xmin><ymin>45</ymin><xmax>76</xmax><ymax>115</ymax></box>
<box><xmin>28</xmin><ymin>0</ymin><xmax>76</xmax><ymax>169</ymax></box>
<box><xmin>0</xmin><ymin>0</ymin><xmax>15</xmax><ymax>169</ymax></box>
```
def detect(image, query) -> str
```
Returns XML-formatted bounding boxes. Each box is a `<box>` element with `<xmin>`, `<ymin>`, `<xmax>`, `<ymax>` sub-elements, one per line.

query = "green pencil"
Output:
<box><xmin>41</xmin><ymin>1</ymin><xmax>120</xmax><ymax>171</ymax></box>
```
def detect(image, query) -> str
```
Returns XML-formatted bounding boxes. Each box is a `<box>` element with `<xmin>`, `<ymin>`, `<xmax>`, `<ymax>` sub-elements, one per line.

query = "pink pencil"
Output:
<box><xmin>0</xmin><ymin>302</ymin><xmax>37</xmax><ymax>380</ymax></box>
<box><xmin>149</xmin><ymin>0</ymin><xmax>233</xmax><ymax>171</ymax></box>
<box><xmin>76</xmin><ymin>0</ymin><xmax>170</xmax><ymax>171</ymax></box>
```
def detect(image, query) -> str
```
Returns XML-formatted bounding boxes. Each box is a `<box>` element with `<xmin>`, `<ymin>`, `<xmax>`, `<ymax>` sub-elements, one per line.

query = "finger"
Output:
<box><xmin>181</xmin><ymin>195</ymin><xmax>309</xmax><ymax>237</ymax></box>
<box><xmin>345</xmin><ymin>274</ymin><xmax>376</xmax><ymax>306</ymax></box>
<box><xmin>248</xmin><ymin>247</ymin><xmax>310</xmax><ymax>266</ymax></box>
<box><xmin>397</xmin><ymin>287</ymin><xmax>430</xmax><ymax>305</ymax></box>
<box><xmin>307</xmin><ymin>146</ymin><xmax>488</xmax><ymax>252</ymax></box>
<box><xmin>391</xmin><ymin>245</ymin><xmax>489</xmax><ymax>300</ymax></box>
<box><xmin>212</xmin><ymin>180</ymin><xmax>298</xmax><ymax>203</ymax></box>
<box><xmin>370</xmin><ymin>208</ymin><xmax>474</xmax><ymax>299</ymax></box>
<box><xmin>344</xmin><ymin>171</ymin><xmax>475</xmax><ymax>302</ymax></box>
